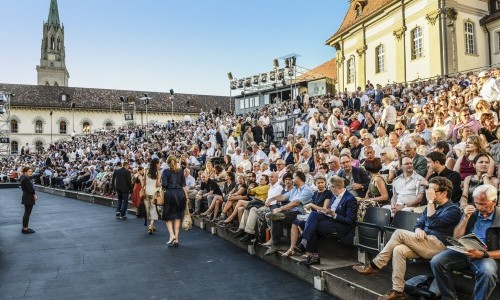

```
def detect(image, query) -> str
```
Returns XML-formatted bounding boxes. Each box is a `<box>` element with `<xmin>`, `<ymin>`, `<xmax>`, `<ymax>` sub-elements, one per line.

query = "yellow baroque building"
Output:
<box><xmin>326</xmin><ymin>0</ymin><xmax>498</xmax><ymax>92</ymax></box>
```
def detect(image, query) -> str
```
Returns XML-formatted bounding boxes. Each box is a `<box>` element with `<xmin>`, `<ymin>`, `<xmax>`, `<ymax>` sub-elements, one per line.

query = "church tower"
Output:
<box><xmin>37</xmin><ymin>0</ymin><xmax>69</xmax><ymax>86</ymax></box>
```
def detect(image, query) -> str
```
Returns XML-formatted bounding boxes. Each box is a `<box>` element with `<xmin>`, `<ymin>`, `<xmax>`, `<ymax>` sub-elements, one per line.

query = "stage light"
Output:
<box><xmin>170</xmin><ymin>89</ymin><xmax>174</xmax><ymax>96</ymax></box>
<box><xmin>119</xmin><ymin>96</ymin><xmax>125</xmax><ymax>103</ymax></box>
<box><xmin>260</xmin><ymin>73</ymin><xmax>267</xmax><ymax>83</ymax></box>
<box><xmin>253</xmin><ymin>75</ymin><xmax>260</xmax><ymax>85</ymax></box>
<box><xmin>227</xmin><ymin>72</ymin><xmax>233</xmax><ymax>80</ymax></box>
<box><xmin>278</xmin><ymin>69</ymin><xmax>285</xmax><ymax>80</ymax></box>
<box><xmin>269</xmin><ymin>70</ymin><xmax>276</xmax><ymax>81</ymax></box>
<box><xmin>0</xmin><ymin>93</ymin><xmax>7</xmax><ymax>104</ymax></box>
<box><xmin>0</xmin><ymin>106</ymin><xmax>5</xmax><ymax>114</ymax></box>
<box><xmin>245</xmin><ymin>78</ymin><xmax>251</xmax><ymax>87</ymax></box>
<box><xmin>273</xmin><ymin>59</ymin><xmax>279</xmax><ymax>68</ymax></box>
<box><xmin>238</xmin><ymin>79</ymin><xmax>244</xmax><ymax>88</ymax></box>
<box><xmin>230</xmin><ymin>80</ymin><xmax>238</xmax><ymax>90</ymax></box>
<box><xmin>281</xmin><ymin>79</ymin><xmax>286</xmax><ymax>86</ymax></box>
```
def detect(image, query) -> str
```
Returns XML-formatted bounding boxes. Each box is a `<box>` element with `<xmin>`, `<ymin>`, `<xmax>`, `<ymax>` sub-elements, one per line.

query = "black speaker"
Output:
<box><xmin>170</xmin><ymin>89</ymin><xmax>174</xmax><ymax>96</ymax></box>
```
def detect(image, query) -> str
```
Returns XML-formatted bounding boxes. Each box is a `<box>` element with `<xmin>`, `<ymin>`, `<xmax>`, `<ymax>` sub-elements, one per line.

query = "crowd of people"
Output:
<box><xmin>3</xmin><ymin>68</ymin><xmax>500</xmax><ymax>300</ymax></box>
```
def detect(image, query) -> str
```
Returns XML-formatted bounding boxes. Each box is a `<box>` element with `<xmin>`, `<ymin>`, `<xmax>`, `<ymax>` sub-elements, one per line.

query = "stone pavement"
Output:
<box><xmin>0</xmin><ymin>188</ymin><xmax>335</xmax><ymax>300</ymax></box>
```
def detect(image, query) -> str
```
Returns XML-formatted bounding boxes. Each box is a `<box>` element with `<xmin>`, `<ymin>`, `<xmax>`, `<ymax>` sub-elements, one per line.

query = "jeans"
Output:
<box><xmin>431</xmin><ymin>249</ymin><xmax>499</xmax><ymax>300</ymax></box>
<box><xmin>116</xmin><ymin>192</ymin><xmax>129</xmax><ymax>216</ymax></box>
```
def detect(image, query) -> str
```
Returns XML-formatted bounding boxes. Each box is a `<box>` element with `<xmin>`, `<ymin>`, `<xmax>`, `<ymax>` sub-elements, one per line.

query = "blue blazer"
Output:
<box><xmin>338</xmin><ymin>166</ymin><xmax>371</xmax><ymax>194</ymax></box>
<box><xmin>331</xmin><ymin>190</ymin><xmax>359</xmax><ymax>245</ymax></box>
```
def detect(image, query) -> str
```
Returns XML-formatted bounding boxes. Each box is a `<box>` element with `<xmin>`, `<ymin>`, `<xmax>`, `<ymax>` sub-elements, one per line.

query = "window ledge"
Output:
<box><xmin>464</xmin><ymin>52</ymin><xmax>479</xmax><ymax>57</ymax></box>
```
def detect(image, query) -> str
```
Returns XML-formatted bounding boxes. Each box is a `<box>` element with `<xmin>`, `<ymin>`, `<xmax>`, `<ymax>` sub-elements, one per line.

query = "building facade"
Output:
<box><xmin>327</xmin><ymin>0</ymin><xmax>494</xmax><ymax>92</ymax></box>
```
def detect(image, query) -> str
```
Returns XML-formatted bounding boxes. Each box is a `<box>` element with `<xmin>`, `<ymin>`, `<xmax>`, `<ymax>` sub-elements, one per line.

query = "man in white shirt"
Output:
<box><xmin>231</xmin><ymin>147</ymin><xmax>243</xmax><ymax>166</ymax></box>
<box><xmin>294</xmin><ymin>118</ymin><xmax>306</xmax><ymax>137</ymax></box>
<box><xmin>206</xmin><ymin>141</ymin><xmax>215</xmax><ymax>158</ymax></box>
<box><xmin>479</xmin><ymin>71</ymin><xmax>500</xmax><ymax>102</ymax></box>
<box><xmin>381</xmin><ymin>97</ymin><xmax>397</xmax><ymax>133</ymax></box>
<box><xmin>251</xmin><ymin>144</ymin><xmax>269</xmax><ymax>164</ymax></box>
<box><xmin>234</xmin><ymin>172</ymin><xmax>283</xmax><ymax>242</ymax></box>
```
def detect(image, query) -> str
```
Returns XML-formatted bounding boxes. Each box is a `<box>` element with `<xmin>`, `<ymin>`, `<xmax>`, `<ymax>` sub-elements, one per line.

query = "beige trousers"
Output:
<box><xmin>372</xmin><ymin>229</ymin><xmax>445</xmax><ymax>292</ymax></box>
<box><xmin>144</xmin><ymin>195</ymin><xmax>159</xmax><ymax>221</ymax></box>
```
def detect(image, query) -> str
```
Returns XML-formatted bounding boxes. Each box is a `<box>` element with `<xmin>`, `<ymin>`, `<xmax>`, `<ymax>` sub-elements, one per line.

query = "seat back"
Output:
<box><xmin>384</xmin><ymin>211</ymin><xmax>420</xmax><ymax>242</ymax></box>
<box><xmin>357</xmin><ymin>207</ymin><xmax>391</xmax><ymax>254</ymax></box>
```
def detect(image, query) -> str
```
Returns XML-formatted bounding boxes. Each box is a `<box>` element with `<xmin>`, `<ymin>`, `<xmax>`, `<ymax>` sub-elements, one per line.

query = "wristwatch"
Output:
<box><xmin>483</xmin><ymin>251</ymin><xmax>490</xmax><ymax>258</ymax></box>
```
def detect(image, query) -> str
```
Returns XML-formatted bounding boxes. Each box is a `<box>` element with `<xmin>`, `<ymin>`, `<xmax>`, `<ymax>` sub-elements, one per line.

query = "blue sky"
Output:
<box><xmin>0</xmin><ymin>0</ymin><xmax>349</xmax><ymax>96</ymax></box>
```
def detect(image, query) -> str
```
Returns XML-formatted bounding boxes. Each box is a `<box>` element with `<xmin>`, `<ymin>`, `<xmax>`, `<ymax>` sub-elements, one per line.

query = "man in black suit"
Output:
<box><xmin>112</xmin><ymin>161</ymin><xmax>132</xmax><ymax>220</ymax></box>
<box><xmin>338</xmin><ymin>154</ymin><xmax>371</xmax><ymax>197</ymax></box>
<box><xmin>20</xmin><ymin>166</ymin><xmax>37</xmax><ymax>234</ymax></box>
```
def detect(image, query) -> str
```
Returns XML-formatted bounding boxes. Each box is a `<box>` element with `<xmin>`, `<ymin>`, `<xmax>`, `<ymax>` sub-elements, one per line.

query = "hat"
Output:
<box><xmin>478</xmin><ymin>71</ymin><xmax>489</xmax><ymax>78</ymax></box>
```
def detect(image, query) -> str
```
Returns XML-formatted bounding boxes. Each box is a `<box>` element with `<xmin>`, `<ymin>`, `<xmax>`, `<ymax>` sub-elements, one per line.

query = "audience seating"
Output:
<box><xmin>383</xmin><ymin>210</ymin><xmax>420</xmax><ymax>242</ymax></box>
<box><xmin>356</xmin><ymin>207</ymin><xmax>391</xmax><ymax>255</ymax></box>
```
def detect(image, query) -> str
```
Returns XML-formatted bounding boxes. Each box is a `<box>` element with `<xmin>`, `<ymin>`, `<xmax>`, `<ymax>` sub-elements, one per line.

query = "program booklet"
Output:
<box><xmin>446</xmin><ymin>233</ymin><xmax>488</xmax><ymax>254</ymax></box>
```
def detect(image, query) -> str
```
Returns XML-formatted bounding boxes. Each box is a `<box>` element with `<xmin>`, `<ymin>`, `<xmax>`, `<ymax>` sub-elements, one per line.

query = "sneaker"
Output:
<box><xmin>21</xmin><ymin>228</ymin><xmax>35</xmax><ymax>234</ymax></box>
<box><xmin>115</xmin><ymin>211</ymin><xmax>120</xmax><ymax>217</ymax></box>
<box><xmin>119</xmin><ymin>215</ymin><xmax>127</xmax><ymax>220</ymax></box>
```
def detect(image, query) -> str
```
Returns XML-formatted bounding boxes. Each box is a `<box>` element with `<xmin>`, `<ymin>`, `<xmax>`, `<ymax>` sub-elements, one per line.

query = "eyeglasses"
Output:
<box><xmin>380</xmin><ymin>152</ymin><xmax>387</xmax><ymax>155</ymax></box>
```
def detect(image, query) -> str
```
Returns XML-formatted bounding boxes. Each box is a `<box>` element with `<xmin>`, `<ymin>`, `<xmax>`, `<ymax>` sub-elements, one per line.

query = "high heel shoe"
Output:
<box><xmin>148</xmin><ymin>226</ymin><xmax>154</xmax><ymax>235</ymax></box>
<box><xmin>173</xmin><ymin>240</ymin><xmax>179</xmax><ymax>247</ymax></box>
<box><xmin>166</xmin><ymin>239</ymin><xmax>175</xmax><ymax>246</ymax></box>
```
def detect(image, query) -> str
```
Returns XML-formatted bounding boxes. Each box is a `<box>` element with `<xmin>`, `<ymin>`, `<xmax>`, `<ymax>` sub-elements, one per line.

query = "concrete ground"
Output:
<box><xmin>0</xmin><ymin>188</ymin><xmax>335</xmax><ymax>300</ymax></box>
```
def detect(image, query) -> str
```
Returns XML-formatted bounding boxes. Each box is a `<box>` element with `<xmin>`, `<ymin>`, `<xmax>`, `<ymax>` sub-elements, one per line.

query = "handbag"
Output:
<box><xmin>182</xmin><ymin>208</ymin><xmax>192</xmax><ymax>231</ymax></box>
<box><xmin>153</xmin><ymin>175</ymin><xmax>165</xmax><ymax>206</ymax></box>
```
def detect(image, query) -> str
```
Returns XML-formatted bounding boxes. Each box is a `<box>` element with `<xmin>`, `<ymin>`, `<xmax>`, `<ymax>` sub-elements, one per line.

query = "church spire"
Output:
<box><xmin>47</xmin><ymin>0</ymin><xmax>60</xmax><ymax>27</ymax></box>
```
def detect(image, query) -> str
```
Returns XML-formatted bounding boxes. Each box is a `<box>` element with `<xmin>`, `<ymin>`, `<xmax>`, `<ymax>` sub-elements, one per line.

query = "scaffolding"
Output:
<box><xmin>0</xmin><ymin>91</ymin><xmax>12</xmax><ymax>157</ymax></box>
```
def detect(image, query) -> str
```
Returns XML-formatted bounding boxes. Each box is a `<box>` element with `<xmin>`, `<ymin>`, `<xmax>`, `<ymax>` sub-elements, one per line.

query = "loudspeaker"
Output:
<box><xmin>170</xmin><ymin>89</ymin><xmax>174</xmax><ymax>96</ymax></box>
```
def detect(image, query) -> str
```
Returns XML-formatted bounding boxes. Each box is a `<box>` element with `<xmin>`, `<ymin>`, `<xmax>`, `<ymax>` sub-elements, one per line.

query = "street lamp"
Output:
<box><xmin>140</xmin><ymin>93</ymin><xmax>151</xmax><ymax>140</ymax></box>
<box><xmin>71</xmin><ymin>102</ymin><xmax>75</xmax><ymax>133</ymax></box>
<box><xmin>169</xmin><ymin>89</ymin><xmax>174</xmax><ymax>126</ymax></box>
<box><xmin>49</xmin><ymin>110</ymin><xmax>53</xmax><ymax>145</ymax></box>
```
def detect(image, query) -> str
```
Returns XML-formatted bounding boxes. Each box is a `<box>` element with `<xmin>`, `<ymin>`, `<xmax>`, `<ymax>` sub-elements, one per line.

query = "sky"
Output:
<box><xmin>0</xmin><ymin>0</ymin><xmax>349</xmax><ymax>96</ymax></box>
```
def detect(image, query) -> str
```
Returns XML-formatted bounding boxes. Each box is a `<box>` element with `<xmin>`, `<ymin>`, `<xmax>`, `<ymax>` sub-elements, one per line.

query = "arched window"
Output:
<box><xmin>411</xmin><ymin>27</ymin><xmax>423</xmax><ymax>59</ymax></box>
<box><xmin>83</xmin><ymin>122</ymin><xmax>91</xmax><ymax>134</ymax></box>
<box><xmin>50</xmin><ymin>36</ymin><xmax>55</xmax><ymax>50</ymax></box>
<box><xmin>54</xmin><ymin>82</ymin><xmax>59</xmax><ymax>87</ymax></box>
<box><xmin>10</xmin><ymin>120</ymin><xmax>18</xmax><ymax>133</ymax></box>
<box><xmin>45</xmin><ymin>82</ymin><xmax>50</xmax><ymax>86</ymax></box>
<box><xmin>376</xmin><ymin>45</ymin><xmax>385</xmax><ymax>73</ymax></box>
<box><xmin>347</xmin><ymin>57</ymin><xmax>355</xmax><ymax>84</ymax></box>
<box><xmin>464</xmin><ymin>21</ymin><xmax>475</xmax><ymax>54</ymax></box>
<box><xmin>45</xmin><ymin>37</ymin><xmax>48</xmax><ymax>50</ymax></box>
<box><xmin>57</xmin><ymin>37</ymin><xmax>61</xmax><ymax>51</ymax></box>
<box><xmin>11</xmin><ymin>141</ymin><xmax>18</xmax><ymax>154</ymax></box>
<box><xmin>105</xmin><ymin>122</ymin><xmax>113</xmax><ymax>130</ymax></box>
<box><xmin>35</xmin><ymin>120</ymin><xmax>43</xmax><ymax>134</ymax></box>
<box><xmin>59</xmin><ymin>121</ymin><xmax>67</xmax><ymax>134</ymax></box>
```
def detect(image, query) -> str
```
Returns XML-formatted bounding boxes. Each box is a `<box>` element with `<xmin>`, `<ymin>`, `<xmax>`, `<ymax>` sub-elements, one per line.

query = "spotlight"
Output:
<box><xmin>288</xmin><ymin>69</ymin><xmax>294</xmax><ymax>76</ymax></box>
<box><xmin>269</xmin><ymin>70</ymin><xmax>276</xmax><ymax>81</ymax></box>
<box><xmin>119</xmin><ymin>96</ymin><xmax>125</xmax><ymax>103</ymax></box>
<box><xmin>238</xmin><ymin>79</ymin><xmax>244</xmax><ymax>89</ymax></box>
<box><xmin>278</xmin><ymin>69</ymin><xmax>285</xmax><ymax>80</ymax></box>
<box><xmin>230</xmin><ymin>80</ymin><xmax>238</xmax><ymax>90</ymax></box>
<box><xmin>260</xmin><ymin>73</ymin><xmax>268</xmax><ymax>83</ymax></box>
<box><xmin>245</xmin><ymin>78</ymin><xmax>251</xmax><ymax>87</ymax></box>
<box><xmin>253</xmin><ymin>75</ymin><xmax>260</xmax><ymax>85</ymax></box>
<box><xmin>170</xmin><ymin>89</ymin><xmax>174</xmax><ymax>96</ymax></box>
<box><xmin>281</xmin><ymin>79</ymin><xmax>286</xmax><ymax>85</ymax></box>
<box><xmin>227</xmin><ymin>72</ymin><xmax>233</xmax><ymax>80</ymax></box>
<box><xmin>285</xmin><ymin>58</ymin><xmax>290</xmax><ymax>68</ymax></box>
<box><xmin>0</xmin><ymin>106</ymin><xmax>5</xmax><ymax>114</ymax></box>
<box><xmin>144</xmin><ymin>93</ymin><xmax>149</xmax><ymax>97</ymax></box>
<box><xmin>273</xmin><ymin>59</ymin><xmax>279</xmax><ymax>68</ymax></box>
<box><xmin>0</xmin><ymin>93</ymin><xmax>7</xmax><ymax>103</ymax></box>
<box><xmin>291</xmin><ymin>56</ymin><xmax>296</xmax><ymax>66</ymax></box>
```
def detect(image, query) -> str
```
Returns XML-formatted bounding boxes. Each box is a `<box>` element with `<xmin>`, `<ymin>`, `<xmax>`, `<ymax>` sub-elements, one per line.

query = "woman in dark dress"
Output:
<box><xmin>162</xmin><ymin>156</ymin><xmax>188</xmax><ymax>247</ymax></box>
<box><xmin>20</xmin><ymin>166</ymin><xmax>37</xmax><ymax>234</ymax></box>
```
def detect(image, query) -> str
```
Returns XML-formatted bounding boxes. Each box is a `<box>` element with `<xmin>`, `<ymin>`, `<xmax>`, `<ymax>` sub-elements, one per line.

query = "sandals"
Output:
<box><xmin>281</xmin><ymin>249</ymin><xmax>295</xmax><ymax>257</ymax></box>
